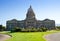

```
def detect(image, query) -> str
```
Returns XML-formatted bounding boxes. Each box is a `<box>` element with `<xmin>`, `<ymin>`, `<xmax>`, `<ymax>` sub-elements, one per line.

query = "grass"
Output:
<box><xmin>0</xmin><ymin>31</ymin><xmax>10</xmax><ymax>34</ymax></box>
<box><xmin>5</xmin><ymin>30</ymin><xmax>60</xmax><ymax>41</ymax></box>
<box><xmin>0</xmin><ymin>30</ymin><xmax>60</xmax><ymax>41</ymax></box>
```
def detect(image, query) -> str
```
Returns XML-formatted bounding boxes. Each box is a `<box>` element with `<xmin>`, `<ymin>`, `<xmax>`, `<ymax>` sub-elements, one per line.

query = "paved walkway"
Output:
<box><xmin>0</xmin><ymin>34</ymin><xmax>10</xmax><ymax>41</ymax></box>
<box><xmin>45</xmin><ymin>33</ymin><xmax>60</xmax><ymax>41</ymax></box>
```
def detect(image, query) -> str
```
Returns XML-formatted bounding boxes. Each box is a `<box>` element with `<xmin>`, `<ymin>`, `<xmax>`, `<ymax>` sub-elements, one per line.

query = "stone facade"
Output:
<box><xmin>6</xmin><ymin>6</ymin><xmax>55</xmax><ymax>31</ymax></box>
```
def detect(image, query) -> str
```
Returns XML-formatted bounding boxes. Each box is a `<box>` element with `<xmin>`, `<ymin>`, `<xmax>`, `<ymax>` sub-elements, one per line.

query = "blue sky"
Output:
<box><xmin>0</xmin><ymin>0</ymin><xmax>60</xmax><ymax>26</ymax></box>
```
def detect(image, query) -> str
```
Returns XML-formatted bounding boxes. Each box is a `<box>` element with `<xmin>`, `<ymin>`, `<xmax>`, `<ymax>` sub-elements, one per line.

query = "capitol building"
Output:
<box><xmin>6</xmin><ymin>6</ymin><xmax>55</xmax><ymax>31</ymax></box>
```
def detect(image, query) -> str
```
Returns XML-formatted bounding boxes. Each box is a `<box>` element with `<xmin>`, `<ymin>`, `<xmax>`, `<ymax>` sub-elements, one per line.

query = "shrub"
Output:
<box><xmin>10</xmin><ymin>27</ymin><xmax>21</xmax><ymax>33</ymax></box>
<box><xmin>38</xmin><ymin>27</ymin><xmax>48</xmax><ymax>32</ymax></box>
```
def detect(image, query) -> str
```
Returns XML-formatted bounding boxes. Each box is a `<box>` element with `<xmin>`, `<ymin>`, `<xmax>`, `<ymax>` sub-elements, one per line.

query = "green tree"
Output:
<box><xmin>56</xmin><ymin>26</ymin><xmax>60</xmax><ymax>30</ymax></box>
<box><xmin>0</xmin><ymin>25</ymin><xmax>5</xmax><ymax>31</ymax></box>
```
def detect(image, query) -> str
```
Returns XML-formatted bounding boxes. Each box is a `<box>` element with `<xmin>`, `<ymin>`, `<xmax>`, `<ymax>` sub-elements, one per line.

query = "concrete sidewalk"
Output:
<box><xmin>45</xmin><ymin>33</ymin><xmax>60</xmax><ymax>41</ymax></box>
<box><xmin>0</xmin><ymin>34</ymin><xmax>10</xmax><ymax>41</ymax></box>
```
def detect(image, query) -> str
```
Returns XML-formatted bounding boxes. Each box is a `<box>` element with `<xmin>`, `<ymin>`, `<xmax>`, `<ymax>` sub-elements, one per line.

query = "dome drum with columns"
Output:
<box><xmin>6</xmin><ymin>6</ymin><xmax>55</xmax><ymax>31</ymax></box>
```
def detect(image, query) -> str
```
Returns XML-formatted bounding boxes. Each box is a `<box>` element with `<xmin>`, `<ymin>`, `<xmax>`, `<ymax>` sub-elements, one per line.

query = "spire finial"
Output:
<box><xmin>30</xmin><ymin>5</ymin><xmax>32</xmax><ymax>8</ymax></box>
<box><xmin>28</xmin><ymin>5</ymin><xmax>33</xmax><ymax>11</ymax></box>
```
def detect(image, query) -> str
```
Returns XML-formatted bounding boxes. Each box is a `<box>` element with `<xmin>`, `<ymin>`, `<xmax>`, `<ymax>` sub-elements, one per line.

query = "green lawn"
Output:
<box><xmin>5</xmin><ymin>30</ymin><xmax>60</xmax><ymax>41</ymax></box>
